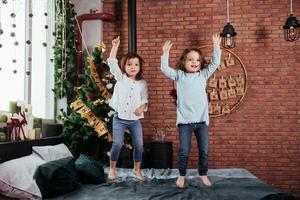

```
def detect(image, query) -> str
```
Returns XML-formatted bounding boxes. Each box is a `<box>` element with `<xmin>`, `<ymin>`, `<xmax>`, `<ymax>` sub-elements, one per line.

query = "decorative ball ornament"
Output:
<box><xmin>26</xmin><ymin>40</ymin><xmax>31</xmax><ymax>45</ymax></box>
<box><xmin>12</xmin><ymin>59</ymin><xmax>16</xmax><ymax>63</ymax></box>
<box><xmin>10</xmin><ymin>13</ymin><xmax>16</xmax><ymax>18</ymax></box>
<box><xmin>10</xmin><ymin>32</ymin><xmax>15</xmax><ymax>37</ymax></box>
<box><xmin>28</xmin><ymin>57</ymin><xmax>32</xmax><ymax>62</ymax></box>
<box><xmin>42</xmin><ymin>42</ymin><xmax>47</xmax><ymax>47</ymax></box>
<box><xmin>1</xmin><ymin>0</ymin><xmax>7</xmax><ymax>4</ymax></box>
<box><xmin>26</xmin><ymin>71</ymin><xmax>30</xmax><ymax>75</ymax></box>
<box><xmin>0</xmin><ymin>44</ymin><xmax>2</xmax><ymax>48</ymax></box>
<box><xmin>12</xmin><ymin>24</ymin><xmax>16</xmax><ymax>28</ymax></box>
<box><xmin>29</xmin><ymin>13</ymin><xmax>33</xmax><ymax>17</ymax></box>
<box><xmin>45</xmin><ymin>25</ymin><xmax>48</xmax><ymax>29</ymax></box>
<box><xmin>89</xmin><ymin>121</ymin><xmax>95</xmax><ymax>127</ymax></box>
<box><xmin>44</xmin><ymin>12</ymin><xmax>48</xmax><ymax>16</ymax></box>
<box><xmin>0</xmin><ymin>67</ymin><xmax>2</xmax><ymax>71</ymax></box>
<box><xmin>13</xmin><ymin>69</ymin><xmax>17</xmax><ymax>74</ymax></box>
<box><xmin>0</xmin><ymin>29</ymin><xmax>3</xmax><ymax>35</ymax></box>
<box><xmin>14</xmin><ymin>41</ymin><xmax>19</xmax><ymax>46</ymax></box>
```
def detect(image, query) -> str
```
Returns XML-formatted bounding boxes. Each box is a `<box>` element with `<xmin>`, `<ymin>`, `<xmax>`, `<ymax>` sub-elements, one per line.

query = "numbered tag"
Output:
<box><xmin>210</xmin><ymin>89</ymin><xmax>219</xmax><ymax>101</ymax></box>
<box><xmin>208</xmin><ymin>75</ymin><xmax>218</xmax><ymax>88</ymax></box>
<box><xmin>225</xmin><ymin>53</ymin><xmax>235</xmax><ymax>66</ymax></box>
<box><xmin>218</xmin><ymin>76</ymin><xmax>227</xmax><ymax>89</ymax></box>
<box><xmin>236</xmin><ymin>74</ymin><xmax>245</xmax><ymax>86</ymax></box>
<box><xmin>222</xmin><ymin>104</ymin><xmax>231</xmax><ymax>114</ymax></box>
<box><xmin>236</xmin><ymin>85</ymin><xmax>244</xmax><ymax>96</ymax></box>
<box><xmin>219</xmin><ymin>89</ymin><xmax>228</xmax><ymax>100</ymax></box>
<box><xmin>227</xmin><ymin>75</ymin><xmax>237</xmax><ymax>87</ymax></box>
<box><xmin>228</xmin><ymin>87</ymin><xmax>236</xmax><ymax>98</ymax></box>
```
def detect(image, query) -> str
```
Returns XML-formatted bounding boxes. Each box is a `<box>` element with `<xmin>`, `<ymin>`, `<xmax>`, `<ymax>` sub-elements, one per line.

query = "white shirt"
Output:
<box><xmin>107</xmin><ymin>58</ymin><xmax>148</xmax><ymax>120</ymax></box>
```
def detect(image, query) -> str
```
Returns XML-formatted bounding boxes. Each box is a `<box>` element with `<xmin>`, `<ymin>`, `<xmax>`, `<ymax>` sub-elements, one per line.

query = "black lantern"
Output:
<box><xmin>220</xmin><ymin>22</ymin><xmax>237</xmax><ymax>48</ymax></box>
<box><xmin>283</xmin><ymin>14</ymin><xmax>299</xmax><ymax>41</ymax></box>
<box><xmin>220</xmin><ymin>0</ymin><xmax>237</xmax><ymax>49</ymax></box>
<box><xmin>283</xmin><ymin>0</ymin><xmax>299</xmax><ymax>41</ymax></box>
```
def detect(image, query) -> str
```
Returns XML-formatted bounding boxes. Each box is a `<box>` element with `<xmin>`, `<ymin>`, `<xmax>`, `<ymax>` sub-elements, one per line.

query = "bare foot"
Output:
<box><xmin>199</xmin><ymin>175</ymin><xmax>212</xmax><ymax>187</ymax></box>
<box><xmin>108</xmin><ymin>169</ymin><xmax>116</xmax><ymax>181</ymax></box>
<box><xmin>176</xmin><ymin>176</ymin><xmax>185</xmax><ymax>188</ymax></box>
<box><xmin>133</xmin><ymin>170</ymin><xmax>145</xmax><ymax>181</ymax></box>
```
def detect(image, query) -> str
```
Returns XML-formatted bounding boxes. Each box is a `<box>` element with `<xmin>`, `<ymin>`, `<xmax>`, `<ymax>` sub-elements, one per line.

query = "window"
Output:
<box><xmin>0</xmin><ymin>0</ymin><xmax>55</xmax><ymax>119</ymax></box>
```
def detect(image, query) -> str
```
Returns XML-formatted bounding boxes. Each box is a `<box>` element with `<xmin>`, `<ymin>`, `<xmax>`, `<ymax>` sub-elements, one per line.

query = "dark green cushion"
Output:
<box><xmin>34</xmin><ymin>156</ymin><xmax>80</xmax><ymax>199</ymax></box>
<box><xmin>75</xmin><ymin>154</ymin><xmax>105</xmax><ymax>184</ymax></box>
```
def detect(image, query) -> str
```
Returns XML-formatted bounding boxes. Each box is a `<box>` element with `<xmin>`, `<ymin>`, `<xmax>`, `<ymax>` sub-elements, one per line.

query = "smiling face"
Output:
<box><xmin>184</xmin><ymin>50</ymin><xmax>201</xmax><ymax>73</ymax></box>
<box><xmin>125</xmin><ymin>57</ymin><xmax>140</xmax><ymax>79</ymax></box>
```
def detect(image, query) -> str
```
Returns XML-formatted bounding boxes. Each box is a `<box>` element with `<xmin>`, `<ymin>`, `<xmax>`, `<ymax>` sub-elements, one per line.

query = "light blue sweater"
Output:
<box><xmin>161</xmin><ymin>48</ymin><xmax>221</xmax><ymax>125</ymax></box>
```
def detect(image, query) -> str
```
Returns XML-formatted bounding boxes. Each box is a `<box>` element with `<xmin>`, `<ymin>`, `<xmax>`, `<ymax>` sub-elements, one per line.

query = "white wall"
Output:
<box><xmin>71</xmin><ymin>0</ymin><xmax>103</xmax><ymax>52</ymax></box>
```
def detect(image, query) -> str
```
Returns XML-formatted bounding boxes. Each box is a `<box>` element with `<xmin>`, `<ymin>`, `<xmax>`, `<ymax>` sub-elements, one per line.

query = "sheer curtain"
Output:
<box><xmin>0</xmin><ymin>0</ymin><xmax>55</xmax><ymax>119</ymax></box>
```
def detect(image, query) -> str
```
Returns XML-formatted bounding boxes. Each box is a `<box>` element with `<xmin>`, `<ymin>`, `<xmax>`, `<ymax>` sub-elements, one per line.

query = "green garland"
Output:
<box><xmin>53</xmin><ymin>0</ymin><xmax>77</xmax><ymax>101</ymax></box>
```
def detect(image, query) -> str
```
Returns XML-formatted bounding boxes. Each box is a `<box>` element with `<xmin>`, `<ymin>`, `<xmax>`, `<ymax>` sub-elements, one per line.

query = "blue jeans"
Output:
<box><xmin>109</xmin><ymin>115</ymin><xmax>144</xmax><ymax>162</ymax></box>
<box><xmin>177</xmin><ymin>122</ymin><xmax>209</xmax><ymax>176</ymax></box>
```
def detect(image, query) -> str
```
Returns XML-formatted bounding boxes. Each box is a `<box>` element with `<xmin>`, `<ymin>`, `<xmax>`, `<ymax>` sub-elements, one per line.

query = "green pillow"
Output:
<box><xmin>75</xmin><ymin>154</ymin><xmax>105</xmax><ymax>184</ymax></box>
<box><xmin>34</xmin><ymin>156</ymin><xmax>80</xmax><ymax>199</ymax></box>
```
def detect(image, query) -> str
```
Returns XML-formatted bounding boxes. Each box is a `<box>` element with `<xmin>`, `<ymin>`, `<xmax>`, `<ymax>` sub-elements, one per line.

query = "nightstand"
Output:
<box><xmin>143</xmin><ymin>141</ymin><xmax>173</xmax><ymax>169</ymax></box>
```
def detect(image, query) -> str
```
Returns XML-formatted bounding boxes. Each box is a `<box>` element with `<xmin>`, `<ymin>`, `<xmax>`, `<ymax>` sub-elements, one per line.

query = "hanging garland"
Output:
<box><xmin>53</xmin><ymin>0</ymin><xmax>77</xmax><ymax>100</ymax></box>
<box><xmin>70</xmin><ymin>98</ymin><xmax>108</xmax><ymax>137</ymax></box>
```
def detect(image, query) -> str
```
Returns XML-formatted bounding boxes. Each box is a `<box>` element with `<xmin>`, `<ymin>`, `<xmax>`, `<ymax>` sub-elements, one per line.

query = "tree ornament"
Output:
<box><xmin>1</xmin><ymin>0</ymin><xmax>7</xmax><ymax>4</ymax></box>
<box><xmin>10</xmin><ymin>32</ymin><xmax>15</xmax><ymax>37</ymax></box>
<box><xmin>0</xmin><ymin>44</ymin><xmax>2</xmax><ymax>48</ymax></box>
<box><xmin>14</xmin><ymin>41</ymin><xmax>19</xmax><ymax>46</ymax></box>
<box><xmin>0</xmin><ymin>29</ymin><xmax>3</xmax><ymax>35</ymax></box>
<box><xmin>12</xmin><ymin>24</ymin><xmax>16</xmax><ymax>28</ymax></box>
<box><xmin>0</xmin><ymin>67</ymin><xmax>2</xmax><ymax>71</ymax></box>
<box><xmin>13</xmin><ymin>69</ymin><xmax>17</xmax><ymax>74</ymax></box>
<box><xmin>29</xmin><ymin>13</ymin><xmax>33</xmax><ymax>17</ymax></box>
<box><xmin>10</xmin><ymin>13</ymin><xmax>16</xmax><ymax>18</ymax></box>
<box><xmin>45</xmin><ymin>25</ymin><xmax>48</xmax><ymax>29</ymax></box>
<box><xmin>12</xmin><ymin>59</ymin><xmax>16</xmax><ymax>63</ymax></box>
<box><xmin>28</xmin><ymin>57</ymin><xmax>32</xmax><ymax>62</ymax></box>
<box><xmin>42</xmin><ymin>42</ymin><xmax>47</xmax><ymax>47</ymax></box>
<box><xmin>26</xmin><ymin>71</ymin><xmax>30</xmax><ymax>75</ymax></box>
<box><xmin>89</xmin><ymin>121</ymin><xmax>95</xmax><ymax>127</ymax></box>
<box><xmin>44</xmin><ymin>12</ymin><xmax>48</xmax><ymax>16</ymax></box>
<box><xmin>26</xmin><ymin>40</ymin><xmax>31</xmax><ymax>45</ymax></box>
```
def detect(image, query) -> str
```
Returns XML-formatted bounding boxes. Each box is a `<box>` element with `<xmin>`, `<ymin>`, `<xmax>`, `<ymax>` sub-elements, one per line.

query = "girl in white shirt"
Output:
<box><xmin>107</xmin><ymin>36</ymin><xmax>148</xmax><ymax>181</ymax></box>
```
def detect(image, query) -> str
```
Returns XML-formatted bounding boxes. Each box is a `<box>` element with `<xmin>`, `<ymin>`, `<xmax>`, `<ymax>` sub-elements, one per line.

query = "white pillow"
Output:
<box><xmin>32</xmin><ymin>143</ymin><xmax>73</xmax><ymax>162</ymax></box>
<box><xmin>0</xmin><ymin>153</ymin><xmax>45</xmax><ymax>199</ymax></box>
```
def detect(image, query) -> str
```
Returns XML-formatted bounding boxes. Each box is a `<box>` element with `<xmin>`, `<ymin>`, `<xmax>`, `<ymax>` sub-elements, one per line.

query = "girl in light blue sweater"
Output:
<box><xmin>161</xmin><ymin>34</ymin><xmax>221</xmax><ymax>188</ymax></box>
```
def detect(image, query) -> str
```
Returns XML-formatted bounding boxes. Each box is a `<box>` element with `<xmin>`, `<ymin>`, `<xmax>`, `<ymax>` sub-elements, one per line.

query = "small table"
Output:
<box><xmin>143</xmin><ymin>141</ymin><xmax>173</xmax><ymax>169</ymax></box>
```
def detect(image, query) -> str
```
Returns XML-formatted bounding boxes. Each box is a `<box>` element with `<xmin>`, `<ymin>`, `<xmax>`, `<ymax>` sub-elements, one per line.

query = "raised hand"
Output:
<box><xmin>109</xmin><ymin>36</ymin><xmax>120</xmax><ymax>59</ymax></box>
<box><xmin>112</xmin><ymin>36</ymin><xmax>120</xmax><ymax>47</ymax></box>
<box><xmin>162</xmin><ymin>40</ymin><xmax>173</xmax><ymax>56</ymax></box>
<box><xmin>212</xmin><ymin>33</ymin><xmax>221</xmax><ymax>49</ymax></box>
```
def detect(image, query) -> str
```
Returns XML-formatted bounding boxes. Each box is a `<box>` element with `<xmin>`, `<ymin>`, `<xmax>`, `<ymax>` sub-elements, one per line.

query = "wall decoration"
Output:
<box><xmin>202</xmin><ymin>45</ymin><xmax>247</xmax><ymax>117</ymax></box>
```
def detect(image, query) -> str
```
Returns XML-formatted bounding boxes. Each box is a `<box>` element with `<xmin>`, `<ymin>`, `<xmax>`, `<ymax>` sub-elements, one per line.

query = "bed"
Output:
<box><xmin>0</xmin><ymin>137</ymin><xmax>287</xmax><ymax>200</ymax></box>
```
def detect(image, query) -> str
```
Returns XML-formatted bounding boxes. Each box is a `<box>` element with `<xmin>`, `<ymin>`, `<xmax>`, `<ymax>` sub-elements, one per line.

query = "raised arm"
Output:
<box><xmin>202</xmin><ymin>34</ymin><xmax>222</xmax><ymax>80</ymax></box>
<box><xmin>161</xmin><ymin>40</ymin><xmax>178</xmax><ymax>81</ymax></box>
<box><xmin>107</xmin><ymin>36</ymin><xmax>123</xmax><ymax>80</ymax></box>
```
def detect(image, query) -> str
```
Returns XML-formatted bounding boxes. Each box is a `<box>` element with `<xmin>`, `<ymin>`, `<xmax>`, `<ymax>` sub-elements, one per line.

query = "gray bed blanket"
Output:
<box><xmin>49</xmin><ymin>168</ymin><xmax>280</xmax><ymax>200</ymax></box>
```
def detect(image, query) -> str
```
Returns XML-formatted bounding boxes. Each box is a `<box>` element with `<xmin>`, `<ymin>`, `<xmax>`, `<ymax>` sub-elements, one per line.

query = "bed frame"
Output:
<box><xmin>0</xmin><ymin>136</ymin><xmax>64</xmax><ymax>163</ymax></box>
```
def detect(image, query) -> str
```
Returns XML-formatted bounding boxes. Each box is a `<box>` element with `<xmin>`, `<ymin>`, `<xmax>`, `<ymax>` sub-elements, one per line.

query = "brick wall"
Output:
<box><xmin>103</xmin><ymin>0</ymin><xmax>300</xmax><ymax>197</ymax></box>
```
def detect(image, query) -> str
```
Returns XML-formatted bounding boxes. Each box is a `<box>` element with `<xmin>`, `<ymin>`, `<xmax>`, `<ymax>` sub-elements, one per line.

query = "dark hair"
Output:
<box><xmin>176</xmin><ymin>48</ymin><xmax>206</xmax><ymax>72</ymax></box>
<box><xmin>120</xmin><ymin>53</ymin><xmax>144</xmax><ymax>80</ymax></box>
